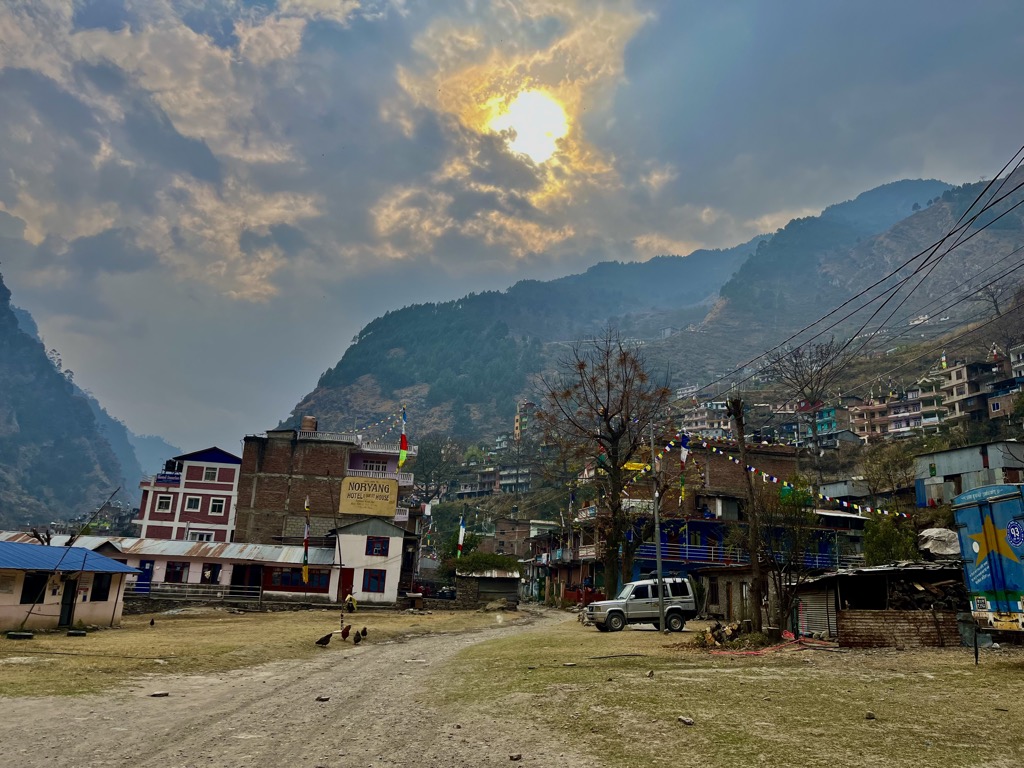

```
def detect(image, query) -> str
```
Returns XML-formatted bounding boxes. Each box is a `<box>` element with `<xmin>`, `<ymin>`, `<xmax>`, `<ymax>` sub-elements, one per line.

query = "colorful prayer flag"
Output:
<box><xmin>398</xmin><ymin>406</ymin><xmax>408</xmax><ymax>468</ymax></box>
<box><xmin>457</xmin><ymin>515</ymin><xmax>466</xmax><ymax>559</ymax></box>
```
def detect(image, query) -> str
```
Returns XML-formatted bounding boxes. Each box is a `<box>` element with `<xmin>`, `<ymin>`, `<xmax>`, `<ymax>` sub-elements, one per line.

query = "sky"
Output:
<box><xmin>1</xmin><ymin>0</ymin><xmax>1022</xmax><ymax>453</ymax></box>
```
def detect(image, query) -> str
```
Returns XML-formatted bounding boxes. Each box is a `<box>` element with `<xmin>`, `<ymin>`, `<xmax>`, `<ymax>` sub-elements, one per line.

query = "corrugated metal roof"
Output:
<box><xmin>0</xmin><ymin>532</ymin><xmax>334</xmax><ymax>566</ymax></box>
<box><xmin>0</xmin><ymin>541</ymin><xmax>139</xmax><ymax>573</ymax></box>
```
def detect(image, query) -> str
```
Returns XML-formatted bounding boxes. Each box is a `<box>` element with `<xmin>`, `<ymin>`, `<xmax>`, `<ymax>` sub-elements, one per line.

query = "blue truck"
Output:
<box><xmin>952</xmin><ymin>484</ymin><xmax>1024</xmax><ymax>633</ymax></box>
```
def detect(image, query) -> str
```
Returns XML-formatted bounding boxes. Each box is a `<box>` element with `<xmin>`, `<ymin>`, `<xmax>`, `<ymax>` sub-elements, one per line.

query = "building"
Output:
<box><xmin>135</xmin><ymin>447</ymin><xmax>242</xmax><ymax>542</ymax></box>
<box><xmin>234</xmin><ymin>416</ymin><xmax>417</xmax><ymax>545</ymax></box>
<box><xmin>0</xmin><ymin>540</ymin><xmax>138</xmax><ymax>631</ymax></box>
<box><xmin>679</xmin><ymin>400</ymin><xmax>730</xmax><ymax>439</ymax></box>
<box><xmin>850</xmin><ymin>376</ymin><xmax>947</xmax><ymax>442</ymax></box>
<box><xmin>1</xmin><ymin>520</ymin><xmax>410</xmax><ymax>605</ymax></box>
<box><xmin>939</xmin><ymin>360</ymin><xmax>1007</xmax><ymax>424</ymax></box>
<box><xmin>914</xmin><ymin>440</ymin><xmax>1024</xmax><ymax>506</ymax></box>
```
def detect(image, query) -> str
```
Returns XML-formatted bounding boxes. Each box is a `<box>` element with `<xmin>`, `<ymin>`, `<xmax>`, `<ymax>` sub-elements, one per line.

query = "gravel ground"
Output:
<box><xmin>0</xmin><ymin>607</ymin><xmax>600</xmax><ymax>768</ymax></box>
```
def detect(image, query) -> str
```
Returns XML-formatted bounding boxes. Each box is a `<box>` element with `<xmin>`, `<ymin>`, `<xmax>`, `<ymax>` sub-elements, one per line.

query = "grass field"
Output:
<box><xmin>434</xmin><ymin>617</ymin><xmax>1024</xmax><ymax>768</ymax></box>
<box><xmin>0</xmin><ymin>606</ymin><xmax>506</xmax><ymax>696</ymax></box>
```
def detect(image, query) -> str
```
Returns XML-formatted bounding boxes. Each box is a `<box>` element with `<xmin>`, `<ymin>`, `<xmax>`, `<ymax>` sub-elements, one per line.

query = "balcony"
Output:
<box><xmin>359</xmin><ymin>440</ymin><xmax>418</xmax><ymax>457</ymax></box>
<box><xmin>295</xmin><ymin>431</ymin><xmax>419</xmax><ymax>456</ymax></box>
<box><xmin>634</xmin><ymin>543</ymin><xmax>866</xmax><ymax>569</ymax></box>
<box><xmin>346</xmin><ymin>468</ymin><xmax>414</xmax><ymax>486</ymax></box>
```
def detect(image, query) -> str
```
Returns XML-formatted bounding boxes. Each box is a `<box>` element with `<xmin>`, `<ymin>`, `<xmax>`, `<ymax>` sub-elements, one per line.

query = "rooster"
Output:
<box><xmin>315</xmin><ymin>632</ymin><xmax>333</xmax><ymax>647</ymax></box>
<box><xmin>340</xmin><ymin>624</ymin><xmax>351</xmax><ymax>641</ymax></box>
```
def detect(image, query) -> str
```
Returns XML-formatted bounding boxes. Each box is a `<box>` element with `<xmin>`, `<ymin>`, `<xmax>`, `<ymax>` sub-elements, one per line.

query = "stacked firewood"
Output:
<box><xmin>696</xmin><ymin>620</ymin><xmax>745</xmax><ymax>646</ymax></box>
<box><xmin>887</xmin><ymin>579</ymin><xmax>968</xmax><ymax>611</ymax></box>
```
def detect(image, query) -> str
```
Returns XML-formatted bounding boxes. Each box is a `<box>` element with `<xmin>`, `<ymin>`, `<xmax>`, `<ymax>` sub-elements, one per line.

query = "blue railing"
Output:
<box><xmin>634</xmin><ymin>543</ymin><xmax>865</xmax><ymax>569</ymax></box>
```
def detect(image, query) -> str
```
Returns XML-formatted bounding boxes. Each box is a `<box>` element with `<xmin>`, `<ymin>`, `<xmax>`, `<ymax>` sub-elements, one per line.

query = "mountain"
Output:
<box><xmin>0</xmin><ymin>271</ymin><xmax>126</xmax><ymax>528</ymax></box>
<box><xmin>284</xmin><ymin>176</ymin><xmax>1024</xmax><ymax>443</ymax></box>
<box><xmin>285</xmin><ymin>236</ymin><xmax>766</xmax><ymax>437</ymax></box>
<box><xmin>128</xmin><ymin>433</ymin><xmax>184</xmax><ymax>476</ymax></box>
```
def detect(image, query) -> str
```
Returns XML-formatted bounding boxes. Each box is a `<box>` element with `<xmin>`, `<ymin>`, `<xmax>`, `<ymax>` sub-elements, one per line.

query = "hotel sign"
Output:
<box><xmin>339</xmin><ymin>477</ymin><xmax>398</xmax><ymax>517</ymax></box>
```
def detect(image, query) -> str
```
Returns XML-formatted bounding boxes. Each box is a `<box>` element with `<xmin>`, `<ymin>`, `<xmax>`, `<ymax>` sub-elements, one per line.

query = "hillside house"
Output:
<box><xmin>0</xmin><ymin>540</ymin><xmax>138</xmax><ymax>631</ymax></box>
<box><xmin>135</xmin><ymin>447</ymin><xmax>242</xmax><ymax>542</ymax></box>
<box><xmin>915</xmin><ymin>440</ymin><xmax>1024</xmax><ymax>506</ymax></box>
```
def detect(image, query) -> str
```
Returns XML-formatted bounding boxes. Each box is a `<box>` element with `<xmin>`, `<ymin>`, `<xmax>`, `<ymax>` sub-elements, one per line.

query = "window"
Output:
<box><xmin>187</xmin><ymin>531</ymin><xmax>213</xmax><ymax>542</ymax></box>
<box><xmin>156</xmin><ymin>495</ymin><xmax>173</xmax><ymax>511</ymax></box>
<box><xmin>708</xmin><ymin>576</ymin><xmax>720</xmax><ymax>605</ymax></box>
<box><xmin>184</xmin><ymin>496</ymin><xmax>201</xmax><ymax>512</ymax></box>
<box><xmin>361</xmin><ymin>460</ymin><xmax>388</xmax><ymax>472</ymax></box>
<box><xmin>270</xmin><ymin>567</ymin><xmax>327</xmax><ymax>588</ymax></box>
<box><xmin>630</xmin><ymin>584</ymin><xmax>650</xmax><ymax>600</ymax></box>
<box><xmin>210</xmin><ymin>498</ymin><xmax>225</xmax><ymax>515</ymax></box>
<box><xmin>204</xmin><ymin>467</ymin><xmax>217</xmax><ymax>481</ymax></box>
<box><xmin>20</xmin><ymin>572</ymin><xmax>48</xmax><ymax>604</ymax></box>
<box><xmin>165</xmin><ymin>561</ymin><xmax>189</xmax><ymax>583</ymax></box>
<box><xmin>365</xmin><ymin>536</ymin><xmax>390</xmax><ymax>556</ymax></box>
<box><xmin>91</xmin><ymin>573</ymin><xmax>112</xmax><ymax>602</ymax></box>
<box><xmin>670</xmin><ymin>579</ymin><xmax>690</xmax><ymax>598</ymax></box>
<box><xmin>363</xmin><ymin>568</ymin><xmax>387</xmax><ymax>593</ymax></box>
<box><xmin>992</xmin><ymin>402</ymin><xmax>1001</xmax><ymax>412</ymax></box>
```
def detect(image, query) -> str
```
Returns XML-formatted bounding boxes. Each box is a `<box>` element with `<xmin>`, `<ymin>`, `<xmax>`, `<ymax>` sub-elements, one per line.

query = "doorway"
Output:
<box><xmin>59</xmin><ymin>579</ymin><xmax>78</xmax><ymax>627</ymax></box>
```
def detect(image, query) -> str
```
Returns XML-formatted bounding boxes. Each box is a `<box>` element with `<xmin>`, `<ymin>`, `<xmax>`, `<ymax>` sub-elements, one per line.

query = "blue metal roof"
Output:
<box><xmin>173</xmin><ymin>446</ymin><xmax>242</xmax><ymax>465</ymax></box>
<box><xmin>0</xmin><ymin>541</ymin><xmax>139</xmax><ymax>574</ymax></box>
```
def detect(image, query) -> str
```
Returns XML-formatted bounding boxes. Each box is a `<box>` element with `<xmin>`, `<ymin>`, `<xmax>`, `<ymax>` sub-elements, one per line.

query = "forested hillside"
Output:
<box><xmin>0</xmin><ymin>272</ymin><xmax>126</xmax><ymax>528</ymax></box>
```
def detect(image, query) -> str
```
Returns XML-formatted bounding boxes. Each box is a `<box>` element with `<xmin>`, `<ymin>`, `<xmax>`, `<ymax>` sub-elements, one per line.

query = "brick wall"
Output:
<box><xmin>837</xmin><ymin>609</ymin><xmax>960</xmax><ymax>648</ymax></box>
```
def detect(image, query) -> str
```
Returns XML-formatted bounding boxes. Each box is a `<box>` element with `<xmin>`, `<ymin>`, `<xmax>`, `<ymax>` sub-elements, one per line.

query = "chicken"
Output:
<box><xmin>315</xmin><ymin>632</ymin><xmax>333</xmax><ymax>647</ymax></box>
<box><xmin>352</xmin><ymin>632</ymin><xmax>362</xmax><ymax>645</ymax></box>
<box><xmin>149</xmin><ymin>618</ymin><xmax>155</xmax><ymax>627</ymax></box>
<box><xmin>360</xmin><ymin>627</ymin><xmax>367</xmax><ymax>638</ymax></box>
<box><xmin>340</xmin><ymin>624</ymin><xmax>351</xmax><ymax>641</ymax></box>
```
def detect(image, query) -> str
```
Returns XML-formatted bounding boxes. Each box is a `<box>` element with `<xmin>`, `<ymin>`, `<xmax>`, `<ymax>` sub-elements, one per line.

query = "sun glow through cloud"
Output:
<box><xmin>489</xmin><ymin>90</ymin><xmax>569</xmax><ymax>163</ymax></box>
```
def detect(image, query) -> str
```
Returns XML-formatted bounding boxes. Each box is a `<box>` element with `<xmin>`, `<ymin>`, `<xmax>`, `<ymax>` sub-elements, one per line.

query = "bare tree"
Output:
<box><xmin>409</xmin><ymin>432</ymin><xmax>463</xmax><ymax>502</ymax></box>
<box><xmin>763</xmin><ymin>339</ymin><xmax>853</xmax><ymax>484</ymax></box>
<box><xmin>537</xmin><ymin>330</ymin><xmax>671</xmax><ymax>592</ymax></box>
<box><xmin>726</xmin><ymin>396</ymin><xmax>764</xmax><ymax>632</ymax></box>
<box><xmin>861</xmin><ymin>441</ymin><xmax>915</xmax><ymax>517</ymax></box>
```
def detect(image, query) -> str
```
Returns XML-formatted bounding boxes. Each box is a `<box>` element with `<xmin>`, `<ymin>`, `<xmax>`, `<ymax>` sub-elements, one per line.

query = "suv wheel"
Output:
<box><xmin>665</xmin><ymin>612</ymin><xmax>685</xmax><ymax>632</ymax></box>
<box><xmin>595</xmin><ymin>623</ymin><xmax>609</xmax><ymax>632</ymax></box>
<box><xmin>606</xmin><ymin>612</ymin><xmax>625</xmax><ymax>632</ymax></box>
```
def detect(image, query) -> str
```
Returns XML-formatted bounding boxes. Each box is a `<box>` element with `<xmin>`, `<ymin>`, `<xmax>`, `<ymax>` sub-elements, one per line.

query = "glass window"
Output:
<box><xmin>20</xmin><ymin>572</ymin><xmax>48</xmax><ymax>604</ymax></box>
<box><xmin>165</xmin><ymin>561</ymin><xmax>189</xmax><ymax>583</ymax></box>
<box><xmin>156</xmin><ymin>495</ymin><xmax>173</xmax><ymax>511</ymax></box>
<box><xmin>365</xmin><ymin>536</ymin><xmax>390</xmax><ymax>556</ymax></box>
<box><xmin>185</xmin><ymin>496</ymin><xmax>201</xmax><ymax>511</ymax></box>
<box><xmin>210</xmin><ymin>498</ymin><xmax>225</xmax><ymax>515</ymax></box>
<box><xmin>187</xmin><ymin>531</ymin><xmax>213</xmax><ymax>542</ymax></box>
<box><xmin>204</xmin><ymin>467</ymin><xmax>217</xmax><ymax>481</ymax></box>
<box><xmin>363</xmin><ymin>568</ymin><xmax>387</xmax><ymax>593</ymax></box>
<box><xmin>630</xmin><ymin>584</ymin><xmax>650</xmax><ymax>600</ymax></box>
<box><xmin>362</xmin><ymin>460</ymin><xmax>388</xmax><ymax>472</ymax></box>
<box><xmin>91</xmin><ymin>573</ymin><xmax>112</xmax><ymax>602</ymax></box>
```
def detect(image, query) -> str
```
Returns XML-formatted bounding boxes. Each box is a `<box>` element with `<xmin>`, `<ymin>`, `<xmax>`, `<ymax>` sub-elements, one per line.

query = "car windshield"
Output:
<box><xmin>616</xmin><ymin>584</ymin><xmax>634</xmax><ymax>600</ymax></box>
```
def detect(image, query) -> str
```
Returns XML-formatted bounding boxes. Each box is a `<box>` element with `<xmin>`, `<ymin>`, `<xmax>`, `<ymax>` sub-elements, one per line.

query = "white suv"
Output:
<box><xmin>586</xmin><ymin>576</ymin><xmax>697</xmax><ymax>632</ymax></box>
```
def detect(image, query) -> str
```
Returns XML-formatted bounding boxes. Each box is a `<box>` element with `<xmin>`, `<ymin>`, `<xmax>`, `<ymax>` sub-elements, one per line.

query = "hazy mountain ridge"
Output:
<box><xmin>0</xmin><ymin>272</ymin><xmax>125</xmax><ymax>528</ymax></box>
<box><xmin>286</xmin><ymin>178</ymin><xmax>978</xmax><ymax>440</ymax></box>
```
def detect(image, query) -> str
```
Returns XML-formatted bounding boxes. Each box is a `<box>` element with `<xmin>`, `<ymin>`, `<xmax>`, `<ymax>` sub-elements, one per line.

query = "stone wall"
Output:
<box><xmin>837</xmin><ymin>609</ymin><xmax>960</xmax><ymax>648</ymax></box>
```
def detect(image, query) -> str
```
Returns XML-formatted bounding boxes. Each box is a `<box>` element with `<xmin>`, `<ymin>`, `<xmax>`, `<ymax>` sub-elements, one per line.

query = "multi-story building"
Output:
<box><xmin>850</xmin><ymin>398</ymin><xmax>890</xmax><ymax>442</ymax></box>
<box><xmin>679</xmin><ymin>400</ymin><xmax>730</xmax><ymax>439</ymax></box>
<box><xmin>939</xmin><ymin>360</ymin><xmax>1007</xmax><ymax>423</ymax></box>
<box><xmin>134</xmin><ymin>447</ymin><xmax>242</xmax><ymax>542</ymax></box>
<box><xmin>454</xmin><ymin>465</ymin><xmax>500</xmax><ymax>499</ymax></box>
<box><xmin>234</xmin><ymin>416</ymin><xmax>417</xmax><ymax>545</ymax></box>
<box><xmin>850</xmin><ymin>376</ymin><xmax>947</xmax><ymax>442</ymax></box>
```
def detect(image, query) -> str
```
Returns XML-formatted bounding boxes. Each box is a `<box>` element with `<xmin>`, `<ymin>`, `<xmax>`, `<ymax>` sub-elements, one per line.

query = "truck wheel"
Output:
<box><xmin>606</xmin><ymin>613</ymin><xmax>625</xmax><ymax>632</ymax></box>
<box><xmin>665</xmin><ymin>613</ymin><xmax>685</xmax><ymax>632</ymax></box>
<box><xmin>595</xmin><ymin>624</ymin><xmax>609</xmax><ymax>632</ymax></box>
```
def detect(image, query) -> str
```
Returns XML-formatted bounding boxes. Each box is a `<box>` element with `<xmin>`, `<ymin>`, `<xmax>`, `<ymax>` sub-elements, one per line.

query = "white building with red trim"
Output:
<box><xmin>134</xmin><ymin>447</ymin><xmax>242</xmax><ymax>543</ymax></box>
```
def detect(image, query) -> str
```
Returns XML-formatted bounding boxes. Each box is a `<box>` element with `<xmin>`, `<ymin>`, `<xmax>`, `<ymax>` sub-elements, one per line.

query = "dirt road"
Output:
<box><xmin>0</xmin><ymin>608</ymin><xmax>598</xmax><ymax>768</ymax></box>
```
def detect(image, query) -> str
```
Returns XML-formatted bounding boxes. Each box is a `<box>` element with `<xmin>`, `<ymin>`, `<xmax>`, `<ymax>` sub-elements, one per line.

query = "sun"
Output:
<box><xmin>489</xmin><ymin>90</ymin><xmax>569</xmax><ymax>164</ymax></box>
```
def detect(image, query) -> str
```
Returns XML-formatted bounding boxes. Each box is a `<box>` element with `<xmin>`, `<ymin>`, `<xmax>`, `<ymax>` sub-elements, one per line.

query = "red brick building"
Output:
<box><xmin>134</xmin><ymin>447</ymin><xmax>242</xmax><ymax>542</ymax></box>
<box><xmin>234</xmin><ymin>416</ymin><xmax>418</xmax><ymax>545</ymax></box>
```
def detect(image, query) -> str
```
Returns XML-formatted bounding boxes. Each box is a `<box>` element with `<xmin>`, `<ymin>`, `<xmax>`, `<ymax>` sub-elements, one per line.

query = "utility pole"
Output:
<box><xmin>650</xmin><ymin>423</ymin><xmax>667</xmax><ymax>633</ymax></box>
<box><xmin>726</xmin><ymin>396</ymin><xmax>764</xmax><ymax>633</ymax></box>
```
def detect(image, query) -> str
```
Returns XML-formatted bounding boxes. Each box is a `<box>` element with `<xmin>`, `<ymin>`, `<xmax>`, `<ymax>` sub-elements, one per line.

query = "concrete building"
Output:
<box><xmin>234</xmin><ymin>416</ymin><xmax>417</xmax><ymax>545</ymax></box>
<box><xmin>135</xmin><ymin>447</ymin><xmax>242</xmax><ymax>542</ymax></box>
<box><xmin>0</xmin><ymin>540</ymin><xmax>138</xmax><ymax>631</ymax></box>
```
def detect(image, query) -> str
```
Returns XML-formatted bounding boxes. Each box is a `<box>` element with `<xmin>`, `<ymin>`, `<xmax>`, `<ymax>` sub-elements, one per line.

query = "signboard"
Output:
<box><xmin>155</xmin><ymin>472</ymin><xmax>181</xmax><ymax>485</ymax></box>
<box><xmin>393</xmin><ymin>507</ymin><xmax>409</xmax><ymax>522</ymax></box>
<box><xmin>339</xmin><ymin>476</ymin><xmax>398</xmax><ymax>517</ymax></box>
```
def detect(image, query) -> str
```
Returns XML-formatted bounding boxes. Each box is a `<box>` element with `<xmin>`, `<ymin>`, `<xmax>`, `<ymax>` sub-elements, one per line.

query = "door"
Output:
<box><xmin>136</xmin><ymin>560</ymin><xmax>155</xmax><ymax>593</ymax></box>
<box><xmin>340</xmin><ymin>568</ymin><xmax>355</xmax><ymax>601</ymax></box>
<box><xmin>625</xmin><ymin>584</ymin><xmax>655</xmax><ymax>621</ymax></box>
<box><xmin>59</xmin><ymin>578</ymin><xmax>78</xmax><ymax>627</ymax></box>
<box><xmin>725</xmin><ymin>582</ymin><xmax>734</xmax><ymax>621</ymax></box>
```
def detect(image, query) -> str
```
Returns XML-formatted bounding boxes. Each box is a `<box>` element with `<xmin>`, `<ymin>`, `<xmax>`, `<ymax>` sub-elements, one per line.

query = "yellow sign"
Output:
<box><xmin>339</xmin><ymin>476</ymin><xmax>398</xmax><ymax>517</ymax></box>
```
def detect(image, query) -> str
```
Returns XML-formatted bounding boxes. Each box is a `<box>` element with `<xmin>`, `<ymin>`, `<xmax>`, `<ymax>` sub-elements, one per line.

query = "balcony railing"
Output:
<box><xmin>293</xmin><ymin>431</ymin><xmax>418</xmax><ymax>456</ymax></box>
<box><xmin>634</xmin><ymin>543</ymin><xmax>866</xmax><ymax>569</ymax></box>
<box><xmin>345</xmin><ymin>468</ymin><xmax>415</xmax><ymax>485</ymax></box>
<box><xmin>297</xmin><ymin>429</ymin><xmax>360</xmax><ymax>443</ymax></box>
<box><xmin>359</xmin><ymin>440</ymin><xmax>418</xmax><ymax>457</ymax></box>
<box><xmin>126</xmin><ymin>582</ymin><xmax>262</xmax><ymax>602</ymax></box>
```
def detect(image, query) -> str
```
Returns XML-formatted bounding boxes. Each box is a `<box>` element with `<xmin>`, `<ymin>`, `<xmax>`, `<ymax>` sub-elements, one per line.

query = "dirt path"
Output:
<box><xmin>0</xmin><ymin>608</ymin><xmax>599</xmax><ymax>768</ymax></box>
